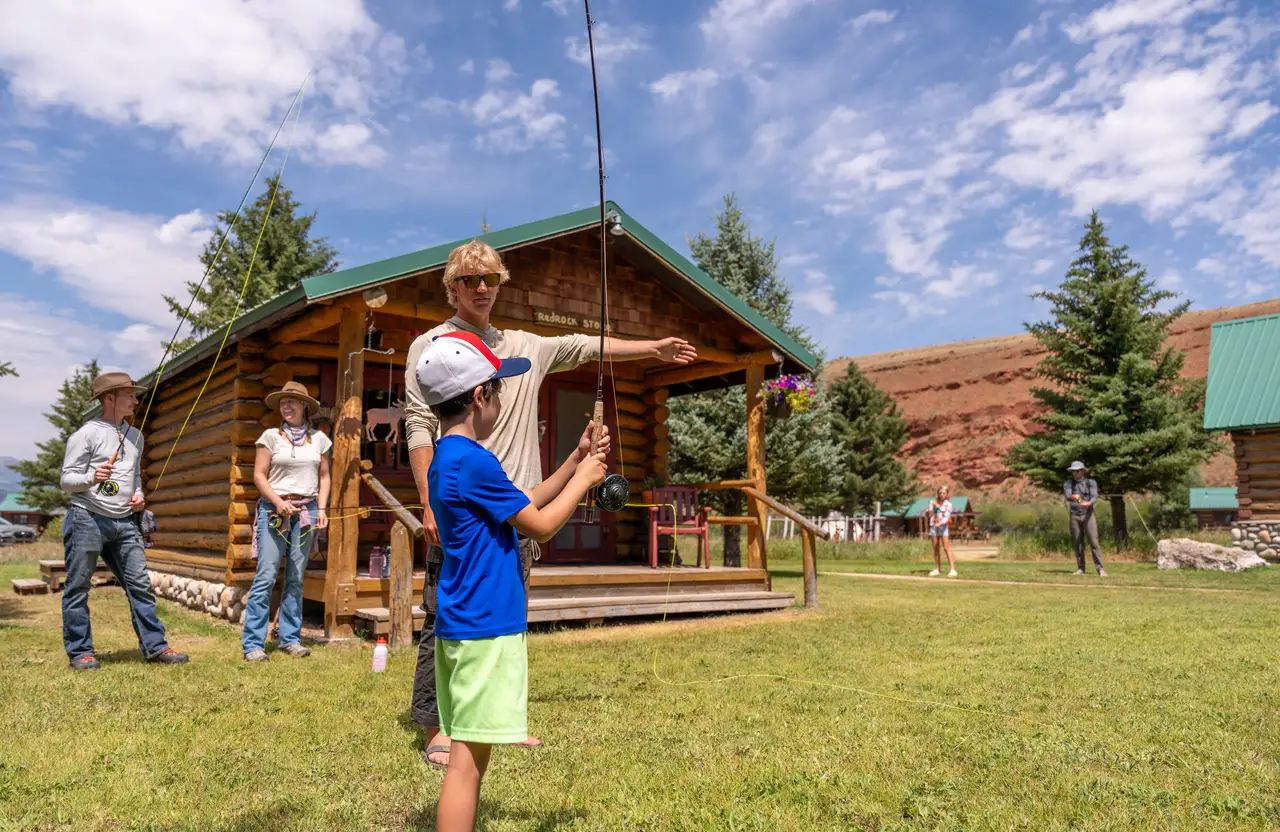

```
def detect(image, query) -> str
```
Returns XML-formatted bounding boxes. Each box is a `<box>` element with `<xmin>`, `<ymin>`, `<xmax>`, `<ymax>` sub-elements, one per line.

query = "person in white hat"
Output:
<box><xmin>59</xmin><ymin>372</ymin><xmax>189</xmax><ymax>670</ymax></box>
<box><xmin>416</xmin><ymin>330</ymin><xmax>606</xmax><ymax>832</ymax></box>
<box><xmin>1064</xmin><ymin>461</ymin><xmax>1106</xmax><ymax>577</ymax></box>
<box><xmin>242</xmin><ymin>381</ymin><xmax>332</xmax><ymax>662</ymax></box>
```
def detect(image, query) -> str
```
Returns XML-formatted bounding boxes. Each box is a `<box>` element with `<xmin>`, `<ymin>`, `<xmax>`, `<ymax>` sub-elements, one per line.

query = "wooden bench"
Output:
<box><xmin>11</xmin><ymin>578</ymin><xmax>50</xmax><ymax>596</ymax></box>
<box><xmin>39</xmin><ymin>559</ymin><xmax>116</xmax><ymax>592</ymax></box>
<box><xmin>354</xmin><ymin>605</ymin><xmax>427</xmax><ymax>636</ymax></box>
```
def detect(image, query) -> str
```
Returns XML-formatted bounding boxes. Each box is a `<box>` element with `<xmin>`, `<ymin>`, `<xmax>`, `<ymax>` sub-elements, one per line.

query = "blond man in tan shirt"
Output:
<box><xmin>407</xmin><ymin>239</ymin><xmax>696</xmax><ymax>769</ymax></box>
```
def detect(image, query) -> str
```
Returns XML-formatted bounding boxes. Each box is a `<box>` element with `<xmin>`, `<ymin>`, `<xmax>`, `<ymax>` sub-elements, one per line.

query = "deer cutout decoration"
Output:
<box><xmin>365</xmin><ymin>399</ymin><xmax>406</xmax><ymax>444</ymax></box>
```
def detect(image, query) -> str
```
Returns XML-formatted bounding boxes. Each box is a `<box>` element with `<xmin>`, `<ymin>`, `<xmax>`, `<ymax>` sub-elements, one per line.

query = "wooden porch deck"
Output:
<box><xmin>310</xmin><ymin>564</ymin><xmax>795</xmax><ymax>633</ymax></box>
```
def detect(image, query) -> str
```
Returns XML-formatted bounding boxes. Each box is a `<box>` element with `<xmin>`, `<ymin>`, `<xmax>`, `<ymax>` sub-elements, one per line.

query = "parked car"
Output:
<box><xmin>0</xmin><ymin>517</ymin><xmax>36</xmax><ymax>545</ymax></box>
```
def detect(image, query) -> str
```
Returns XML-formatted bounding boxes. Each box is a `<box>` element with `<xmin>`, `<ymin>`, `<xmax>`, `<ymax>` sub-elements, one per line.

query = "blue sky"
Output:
<box><xmin>1</xmin><ymin>0</ymin><xmax>1278</xmax><ymax>458</ymax></box>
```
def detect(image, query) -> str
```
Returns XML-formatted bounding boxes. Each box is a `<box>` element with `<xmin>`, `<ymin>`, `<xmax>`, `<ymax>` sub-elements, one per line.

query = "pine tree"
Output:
<box><xmin>827</xmin><ymin>361</ymin><xmax>915</xmax><ymax>514</ymax></box>
<box><xmin>668</xmin><ymin>194</ymin><xmax>839</xmax><ymax>565</ymax></box>
<box><xmin>164</xmin><ymin>174</ymin><xmax>339</xmax><ymax>351</ymax></box>
<box><xmin>1005</xmin><ymin>211</ymin><xmax>1219</xmax><ymax>543</ymax></box>
<box><xmin>10</xmin><ymin>360</ymin><xmax>101</xmax><ymax>513</ymax></box>
<box><xmin>0</xmin><ymin>361</ymin><xmax>16</xmax><ymax>377</ymax></box>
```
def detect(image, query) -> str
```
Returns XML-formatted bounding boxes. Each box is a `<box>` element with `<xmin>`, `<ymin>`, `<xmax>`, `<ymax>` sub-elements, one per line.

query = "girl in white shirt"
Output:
<box><xmin>927</xmin><ymin>485</ymin><xmax>957</xmax><ymax>578</ymax></box>
<box><xmin>242</xmin><ymin>381</ymin><xmax>331</xmax><ymax>662</ymax></box>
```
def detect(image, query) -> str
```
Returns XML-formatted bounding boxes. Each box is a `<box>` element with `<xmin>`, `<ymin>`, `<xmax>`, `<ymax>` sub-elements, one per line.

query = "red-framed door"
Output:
<box><xmin>538</xmin><ymin>373</ymin><xmax>619</xmax><ymax>564</ymax></box>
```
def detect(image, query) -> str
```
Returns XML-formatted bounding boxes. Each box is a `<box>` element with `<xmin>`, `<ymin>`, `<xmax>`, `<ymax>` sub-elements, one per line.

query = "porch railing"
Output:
<box><xmin>689</xmin><ymin>480</ymin><xmax>827</xmax><ymax>608</ymax></box>
<box><xmin>359</xmin><ymin>460</ymin><xmax>423</xmax><ymax>647</ymax></box>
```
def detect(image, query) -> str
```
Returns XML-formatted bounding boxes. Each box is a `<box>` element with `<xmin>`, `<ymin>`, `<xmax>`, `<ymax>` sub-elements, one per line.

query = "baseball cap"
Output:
<box><xmin>416</xmin><ymin>330</ymin><xmax>531</xmax><ymax>405</ymax></box>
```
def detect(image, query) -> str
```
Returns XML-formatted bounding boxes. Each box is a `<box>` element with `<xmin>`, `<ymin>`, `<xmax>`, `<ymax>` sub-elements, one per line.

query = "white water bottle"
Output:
<box><xmin>372</xmin><ymin>637</ymin><xmax>388</xmax><ymax>673</ymax></box>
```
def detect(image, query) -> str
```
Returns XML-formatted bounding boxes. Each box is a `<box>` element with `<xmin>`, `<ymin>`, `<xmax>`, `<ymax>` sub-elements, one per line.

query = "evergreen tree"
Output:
<box><xmin>827</xmin><ymin>361</ymin><xmax>915</xmax><ymax>514</ymax></box>
<box><xmin>164</xmin><ymin>174</ymin><xmax>339</xmax><ymax>351</ymax></box>
<box><xmin>10</xmin><ymin>360</ymin><xmax>101</xmax><ymax>513</ymax></box>
<box><xmin>668</xmin><ymin>195</ymin><xmax>839</xmax><ymax>565</ymax></box>
<box><xmin>1005</xmin><ymin>211</ymin><xmax>1218</xmax><ymax>543</ymax></box>
<box><xmin>0</xmin><ymin>361</ymin><xmax>16</xmax><ymax>377</ymax></box>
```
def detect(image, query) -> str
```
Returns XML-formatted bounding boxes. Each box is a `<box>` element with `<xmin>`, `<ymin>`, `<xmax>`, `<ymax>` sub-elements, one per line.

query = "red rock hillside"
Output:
<box><xmin>822</xmin><ymin>299</ymin><xmax>1280</xmax><ymax>499</ymax></box>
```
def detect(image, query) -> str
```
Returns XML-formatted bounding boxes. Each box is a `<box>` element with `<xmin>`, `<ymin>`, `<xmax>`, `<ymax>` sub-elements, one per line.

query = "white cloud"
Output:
<box><xmin>924</xmin><ymin>264</ymin><xmax>999</xmax><ymax>299</ymax></box>
<box><xmin>1228</xmin><ymin>101</ymin><xmax>1277</xmax><ymax>140</ymax></box>
<box><xmin>1157</xmin><ymin>268</ymin><xmax>1185</xmax><ymax>290</ymax></box>
<box><xmin>1196</xmin><ymin>256</ymin><xmax>1226</xmax><ymax>276</ymax></box>
<box><xmin>485</xmin><ymin>59</ymin><xmax>516</xmax><ymax>85</ymax></box>
<box><xmin>699</xmin><ymin>0</ymin><xmax>822</xmax><ymax>62</ymax></box>
<box><xmin>1221</xmin><ymin>171</ymin><xmax>1280</xmax><ymax>267</ymax></box>
<box><xmin>468</xmin><ymin>79</ymin><xmax>566</xmax><ymax>153</ymax></box>
<box><xmin>1003</xmin><ymin>211</ymin><xmax>1049</xmax><ymax>250</ymax></box>
<box><xmin>313</xmin><ymin>122</ymin><xmax>385</xmax><ymax>166</ymax></box>
<box><xmin>1032</xmin><ymin>258</ymin><xmax>1054</xmax><ymax>275</ymax></box>
<box><xmin>849</xmin><ymin>9</ymin><xmax>896</xmax><ymax>34</ymax></box>
<box><xmin>877</xmin><ymin>206</ymin><xmax>955</xmax><ymax>277</ymax></box>
<box><xmin>797</xmin><ymin>268</ymin><xmax>838</xmax><ymax>315</ymax></box>
<box><xmin>0</xmin><ymin>296</ymin><xmax>165</xmax><ymax>458</ymax></box>
<box><xmin>458</xmin><ymin>59</ymin><xmax>475</xmax><ymax>75</ymax></box>
<box><xmin>0</xmin><ymin>201</ymin><xmax>209</xmax><ymax>327</ymax></box>
<box><xmin>649</xmin><ymin>69</ymin><xmax>722</xmax><ymax>103</ymax></box>
<box><xmin>1065</xmin><ymin>0</ymin><xmax>1224</xmax><ymax>41</ymax></box>
<box><xmin>0</xmin><ymin>0</ymin><xmax>406</xmax><ymax>165</ymax></box>
<box><xmin>566</xmin><ymin>23</ymin><xmax>650</xmax><ymax>75</ymax></box>
<box><xmin>544</xmin><ymin>0</ymin><xmax>573</xmax><ymax>15</ymax></box>
<box><xmin>504</xmin><ymin>0</ymin><xmax>521</xmax><ymax>9</ymax></box>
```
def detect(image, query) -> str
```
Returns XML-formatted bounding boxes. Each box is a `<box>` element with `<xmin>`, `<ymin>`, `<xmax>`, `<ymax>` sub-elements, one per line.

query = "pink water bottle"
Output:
<box><xmin>372</xmin><ymin>637</ymin><xmax>388</xmax><ymax>673</ymax></box>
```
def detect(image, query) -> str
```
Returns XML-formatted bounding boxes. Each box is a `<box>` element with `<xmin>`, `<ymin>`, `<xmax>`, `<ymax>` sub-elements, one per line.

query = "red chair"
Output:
<box><xmin>647</xmin><ymin>486</ymin><xmax>711</xmax><ymax>569</ymax></box>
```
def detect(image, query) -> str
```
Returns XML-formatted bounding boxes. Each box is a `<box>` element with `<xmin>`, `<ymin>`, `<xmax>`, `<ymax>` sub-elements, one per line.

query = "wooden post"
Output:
<box><xmin>389</xmin><ymin>520</ymin><xmax>413</xmax><ymax>648</ymax></box>
<box><xmin>800</xmin><ymin>530</ymin><xmax>818</xmax><ymax>608</ymax></box>
<box><xmin>744</xmin><ymin>365</ymin><xmax>768</xmax><ymax>575</ymax></box>
<box><xmin>324</xmin><ymin>303</ymin><xmax>364</xmax><ymax>639</ymax></box>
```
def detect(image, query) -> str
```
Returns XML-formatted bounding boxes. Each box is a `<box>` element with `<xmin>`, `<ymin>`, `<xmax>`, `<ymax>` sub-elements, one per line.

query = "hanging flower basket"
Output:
<box><xmin>761</xmin><ymin>375</ymin><xmax>816</xmax><ymax>419</ymax></box>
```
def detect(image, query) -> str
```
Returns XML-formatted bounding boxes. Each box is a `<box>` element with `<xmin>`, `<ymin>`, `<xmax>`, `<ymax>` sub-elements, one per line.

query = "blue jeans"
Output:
<box><xmin>62</xmin><ymin>505</ymin><xmax>170</xmax><ymax>659</ymax></box>
<box><xmin>242</xmin><ymin>500</ymin><xmax>315</xmax><ymax>653</ymax></box>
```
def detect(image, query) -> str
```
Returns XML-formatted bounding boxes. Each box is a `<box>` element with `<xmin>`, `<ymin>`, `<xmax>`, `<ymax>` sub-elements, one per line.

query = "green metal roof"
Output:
<box><xmin>0</xmin><ymin>493</ymin><xmax>36</xmax><ymax>513</ymax></box>
<box><xmin>1189</xmin><ymin>487</ymin><xmax>1238</xmax><ymax>511</ymax></box>
<box><xmin>300</xmin><ymin>201</ymin><xmax>818</xmax><ymax>370</ymax></box>
<box><xmin>141</xmin><ymin>201</ymin><xmax>818</xmax><ymax>399</ymax></box>
<box><xmin>1204</xmin><ymin>314</ymin><xmax>1280</xmax><ymax>431</ymax></box>
<box><xmin>882</xmin><ymin>496</ymin><xmax>971</xmax><ymax>518</ymax></box>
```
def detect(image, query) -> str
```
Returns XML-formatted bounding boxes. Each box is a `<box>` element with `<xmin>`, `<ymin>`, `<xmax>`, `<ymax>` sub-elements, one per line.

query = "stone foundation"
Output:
<box><xmin>148</xmin><ymin>571</ymin><xmax>248</xmax><ymax>624</ymax></box>
<box><xmin>1229</xmin><ymin>521</ymin><xmax>1280</xmax><ymax>560</ymax></box>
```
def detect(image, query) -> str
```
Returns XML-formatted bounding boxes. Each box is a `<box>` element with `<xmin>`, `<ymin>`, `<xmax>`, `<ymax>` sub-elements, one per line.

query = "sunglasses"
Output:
<box><xmin>454</xmin><ymin>273</ymin><xmax>502</xmax><ymax>290</ymax></box>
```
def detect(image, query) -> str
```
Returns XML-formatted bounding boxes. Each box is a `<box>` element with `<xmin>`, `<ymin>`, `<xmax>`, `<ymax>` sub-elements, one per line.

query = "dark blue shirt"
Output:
<box><xmin>429</xmin><ymin>435</ymin><xmax>532</xmax><ymax>640</ymax></box>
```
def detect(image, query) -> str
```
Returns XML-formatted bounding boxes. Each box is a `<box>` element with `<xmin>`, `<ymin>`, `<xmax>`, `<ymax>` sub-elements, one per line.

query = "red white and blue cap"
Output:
<box><xmin>416</xmin><ymin>331</ymin><xmax>531</xmax><ymax>405</ymax></box>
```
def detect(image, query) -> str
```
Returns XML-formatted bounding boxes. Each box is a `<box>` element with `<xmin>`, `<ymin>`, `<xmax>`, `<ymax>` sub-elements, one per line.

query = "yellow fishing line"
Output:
<box><xmin>627</xmin><ymin>500</ymin><xmax>1046</xmax><ymax>728</ymax></box>
<box><xmin>153</xmin><ymin>74</ymin><xmax>310</xmax><ymax>494</ymax></box>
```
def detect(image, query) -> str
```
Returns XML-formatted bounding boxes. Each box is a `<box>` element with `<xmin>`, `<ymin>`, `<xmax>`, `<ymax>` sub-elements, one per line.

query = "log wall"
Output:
<box><xmin>1233</xmin><ymin>430</ymin><xmax>1280</xmax><ymax>520</ymax></box>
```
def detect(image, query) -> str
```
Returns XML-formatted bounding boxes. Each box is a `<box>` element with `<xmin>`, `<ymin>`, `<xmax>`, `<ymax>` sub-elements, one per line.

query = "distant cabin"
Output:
<box><xmin>1189</xmin><ymin>487</ymin><xmax>1237</xmax><ymax>530</ymax></box>
<box><xmin>1204</xmin><ymin>313</ymin><xmax>1280</xmax><ymax>531</ymax></box>
<box><xmin>882</xmin><ymin>495</ymin><xmax>975</xmax><ymax>537</ymax></box>
<box><xmin>0</xmin><ymin>493</ymin><xmax>50</xmax><ymax>533</ymax></box>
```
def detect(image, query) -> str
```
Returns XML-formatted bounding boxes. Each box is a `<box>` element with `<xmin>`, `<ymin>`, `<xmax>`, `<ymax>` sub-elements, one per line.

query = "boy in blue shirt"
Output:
<box><xmin>417</xmin><ymin>330</ymin><xmax>608</xmax><ymax>832</ymax></box>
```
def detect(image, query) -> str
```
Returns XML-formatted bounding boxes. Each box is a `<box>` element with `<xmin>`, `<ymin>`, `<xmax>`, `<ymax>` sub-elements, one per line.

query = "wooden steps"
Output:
<box><xmin>11</xmin><ymin>578</ymin><xmax>50</xmax><ymax>595</ymax></box>
<box><xmin>353</xmin><ymin>588</ymin><xmax>795</xmax><ymax>635</ymax></box>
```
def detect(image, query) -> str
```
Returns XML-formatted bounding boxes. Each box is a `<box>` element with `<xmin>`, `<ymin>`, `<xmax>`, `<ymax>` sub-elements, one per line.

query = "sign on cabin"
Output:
<box><xmin>531</xmin><ymin>306</ymin><xmax>615</xmax><ymax>334</ymax></box>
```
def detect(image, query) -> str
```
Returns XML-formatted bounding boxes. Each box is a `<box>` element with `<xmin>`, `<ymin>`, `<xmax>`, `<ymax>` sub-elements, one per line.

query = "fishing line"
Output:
<box><xmin>152</xmin><ymin>73</ymin><xmax>310</xmax><ymax>494</ymax></box>
<box><xmin>627</xmin><ymin>500</ymin><xmax>1048</xmax><ymax>729</ymax></box>
<box><xmin>136</xmin><ymin>79</ymin><xmax>311</xmax><ymax>438</ymax></box>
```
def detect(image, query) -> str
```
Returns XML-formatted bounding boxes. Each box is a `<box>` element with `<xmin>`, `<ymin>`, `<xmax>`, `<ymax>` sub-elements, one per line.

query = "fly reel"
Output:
<box><xmin>268</xmin><ymin>513</ymin><xmax>286</xmax><ymax>533</ymax></box>
<box><xmin>595</xmin><ymin>473</ymin><xmax>631</xmax><ymax>513</ymax></box>
<box><xmin>98</xmin><ymin>480</ymin><xmax>120</xmax><ymax>497</ymax></box>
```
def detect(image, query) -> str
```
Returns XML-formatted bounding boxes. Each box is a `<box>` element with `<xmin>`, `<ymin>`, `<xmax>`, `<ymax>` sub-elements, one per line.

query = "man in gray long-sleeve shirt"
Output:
<box><xmin>1064</xmin><ymin>461</ymin><xmax>1107</xmax><ymax>577</ymax></box>
<box><xmin>59</xmin><ymin>372</ymin><xmax>188</xmax><ymax>670</ymax></box>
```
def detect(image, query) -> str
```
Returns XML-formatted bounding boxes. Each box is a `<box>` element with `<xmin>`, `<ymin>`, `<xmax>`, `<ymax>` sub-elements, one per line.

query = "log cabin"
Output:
<box><xmin>1204</xmin><ymin>313</ymin><xmax>1280</xmax><ymax>557</ymax></box>
<box><xmin>1188</xmin><ymin>487</ymin><xmax>1237</xmax><ymax>530</ymax></box>
<box><xmin>133</xmin><ymin>202</ymin><xmax>823</xmax><ymax>638</ymax></box>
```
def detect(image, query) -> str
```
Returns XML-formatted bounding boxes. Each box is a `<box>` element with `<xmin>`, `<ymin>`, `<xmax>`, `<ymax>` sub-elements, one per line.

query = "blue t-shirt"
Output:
<box><xmin>429</xmin><ymin>435</ymin><xmax>532</xmax><ymax>641</ymax></box>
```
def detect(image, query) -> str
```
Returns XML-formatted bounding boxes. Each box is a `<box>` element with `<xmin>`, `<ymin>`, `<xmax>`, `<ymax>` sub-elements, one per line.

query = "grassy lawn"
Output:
<box><xmin>2</xmin><ymin>549</ymin><xmax>1279</xmax><ymax>830</ymax></box>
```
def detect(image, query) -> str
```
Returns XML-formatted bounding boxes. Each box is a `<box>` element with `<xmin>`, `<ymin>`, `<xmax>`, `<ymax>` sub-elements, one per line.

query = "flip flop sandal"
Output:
<box><xmin>422</xmin><ymin>745</ymin><xmax>450</xmax><ymax>771</ymax></box>
<box><xmin>514</xmin><ymin>738</ymin><xmax>545</xmax><ymax>750</ymax></box>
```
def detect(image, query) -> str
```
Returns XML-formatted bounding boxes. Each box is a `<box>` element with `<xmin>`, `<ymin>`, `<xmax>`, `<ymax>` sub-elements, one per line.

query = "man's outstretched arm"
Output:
<box><xmin>602</xmin><ymin>336</ymin><xmax>697</xmax><ymax>365</ymax></box>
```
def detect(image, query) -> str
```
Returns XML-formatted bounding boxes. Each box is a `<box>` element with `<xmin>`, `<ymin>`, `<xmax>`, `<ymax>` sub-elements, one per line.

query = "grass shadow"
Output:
<box><xmin>96</xmin><ymin>648</ymin><xmax>148</xmax><ymax>664</ymax></box>
<box><xmin>404</xmin><ymin>800</ymin><xmax>587</xmax><ymax>831</ymax></box>
<box><xmin>0</xmin><ymin>595</ymin><xmax>39</xmax><ymax>625</ymax></box>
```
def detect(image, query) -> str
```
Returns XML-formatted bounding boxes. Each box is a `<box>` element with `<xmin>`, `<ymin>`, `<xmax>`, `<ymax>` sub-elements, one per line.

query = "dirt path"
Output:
<box><xmin>819</xmin><ymin>571</ymin><xmax>1242</xmax><ymax>593</ymax></box>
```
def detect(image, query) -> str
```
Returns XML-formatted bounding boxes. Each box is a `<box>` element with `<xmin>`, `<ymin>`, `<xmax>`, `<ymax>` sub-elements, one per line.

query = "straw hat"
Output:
<box><xmin>264</xmin><ymin>380</ymin><xmax>320</xmax><ymax>413</ymax></box>
<box><xmin>92</xmin><ymin>371</ymin><xmax>147</xmax><ymax>400</ymax></box>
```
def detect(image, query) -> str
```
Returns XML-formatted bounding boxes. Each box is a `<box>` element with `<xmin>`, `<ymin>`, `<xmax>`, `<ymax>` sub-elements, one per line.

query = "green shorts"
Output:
<box><xmin>435</xmin><ymin>632</ymin><xmax>528</xmax><ymax>744</ymax></box>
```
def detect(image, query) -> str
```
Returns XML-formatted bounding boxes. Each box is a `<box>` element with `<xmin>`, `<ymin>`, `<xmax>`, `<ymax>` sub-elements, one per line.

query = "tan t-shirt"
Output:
<box><xmin>255</xmin><ymin>428</ymin><xmax>333</xmax><ymax>498</ymax></box>
<box><xmin>404</xmin><ymin>317</ymin><xmax>599</xmax><ymax>491</ymax></box>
